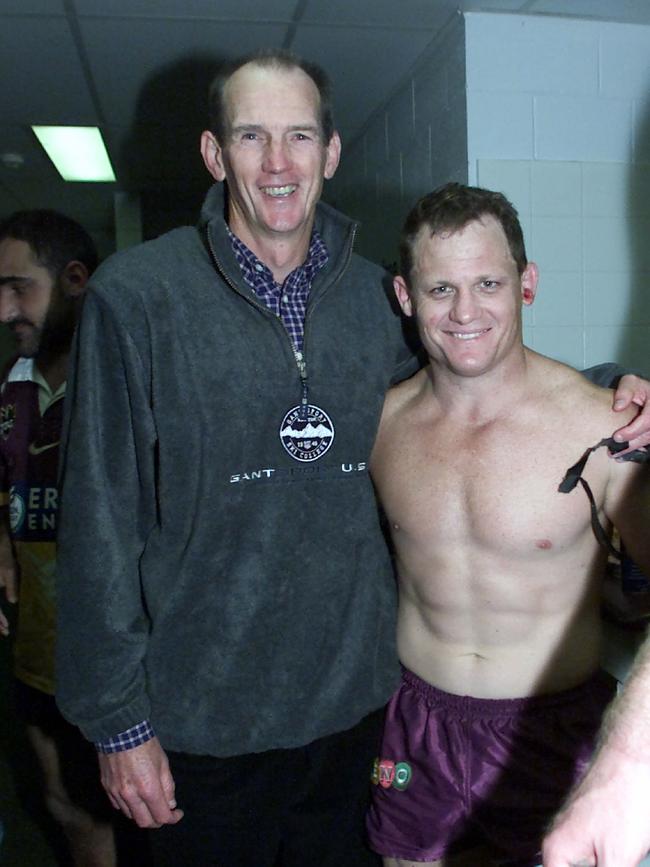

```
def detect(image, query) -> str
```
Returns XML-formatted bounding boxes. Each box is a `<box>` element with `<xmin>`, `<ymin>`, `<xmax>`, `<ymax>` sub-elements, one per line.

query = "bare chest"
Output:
<box><xmin>373</xmin><ymin>417</ymin><xmax>607</xmax><ymax>559</ymax></box>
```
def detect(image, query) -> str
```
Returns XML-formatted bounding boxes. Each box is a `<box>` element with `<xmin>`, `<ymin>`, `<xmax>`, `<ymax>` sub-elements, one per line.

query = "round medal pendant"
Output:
<box><xmin>279</xmin><ymin>404</ymin><xmax>335</xmax><ymax>462</ymax></box>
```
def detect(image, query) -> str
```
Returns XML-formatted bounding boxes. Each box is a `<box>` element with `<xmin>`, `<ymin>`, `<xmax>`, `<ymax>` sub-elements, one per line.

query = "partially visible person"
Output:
<box><xmin>543</xmin><ymin>629</ymin><xmax>650</xmax><ymax>867</ymax></box>
<box><xmin>0</xmin><ymin>209</ymin><xmax>117</xmax><ymax>866</ymax></box>
<box><xmin>366</xmin><ymin>183</ymin><xmax>650</xmax><ymax>867</ymax></box>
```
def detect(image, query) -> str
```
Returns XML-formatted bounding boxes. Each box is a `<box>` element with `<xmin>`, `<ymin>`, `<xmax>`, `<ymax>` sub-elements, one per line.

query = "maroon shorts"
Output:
<box><xmin>366</xmin><ymin>666</ymin><xmax>615</xmax><ymax>866</ymax></box>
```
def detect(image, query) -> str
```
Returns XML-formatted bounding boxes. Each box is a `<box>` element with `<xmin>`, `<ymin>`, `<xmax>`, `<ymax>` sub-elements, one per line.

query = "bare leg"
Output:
<box><xmin>383</xmin><ymin>859</ymin><xmax>443</xmax><ymax>867</ymax></box>
<box><xmin>27</xmin><ymin>723</ymin><xmax>116</xmax><ymax>867</ymax></box>
<box><xmin>383</xmin><ymin>844</ymin><xmax>495</xmax><ymax>867</ymax></box>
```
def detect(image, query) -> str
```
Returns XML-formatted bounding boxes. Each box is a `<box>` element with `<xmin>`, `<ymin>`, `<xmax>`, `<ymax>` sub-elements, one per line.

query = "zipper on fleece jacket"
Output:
<box><xmin>206</xmin><ymin>221</ymin><xmax>357</xmax><ymax>418</ymax></box>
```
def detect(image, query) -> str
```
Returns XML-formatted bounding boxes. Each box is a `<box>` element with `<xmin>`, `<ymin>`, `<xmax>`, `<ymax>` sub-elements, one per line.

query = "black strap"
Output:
<box><xmin>558</xmin><ymin>437</ymin><xmax>649</xmax><ymax>560</ymax></box>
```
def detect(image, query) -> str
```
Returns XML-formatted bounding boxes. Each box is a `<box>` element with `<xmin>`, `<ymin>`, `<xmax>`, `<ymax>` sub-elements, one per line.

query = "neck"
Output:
<box><xmin>35</xmin><ymin>349</ymin><xmax>69</xmax><ymax>393</ymax></box>
<box><xmin>229</xmin><ymin>220</ymin><xmax>314</xmax><ymax>284</ymax></box>
<box><xmin>429</xmin><ymin>347</ymin><xmax>531</xmax><ymax>424</ymax></box>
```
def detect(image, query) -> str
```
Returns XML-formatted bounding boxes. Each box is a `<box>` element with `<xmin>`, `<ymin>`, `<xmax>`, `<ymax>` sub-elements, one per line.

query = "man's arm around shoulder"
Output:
<box><xmin>544</xmin><ymin>429</ymin><xmax>650</xmax><ymax>866</ymax></box>
<box><xmin>543</xmin><ymin>631</ymin><xmax>650</xmax><ymax>867</ymax></box>
<box><xmin>582</xmin><ymin>363</ymin><xmax>650</xmax><ymax>452</ymax></box>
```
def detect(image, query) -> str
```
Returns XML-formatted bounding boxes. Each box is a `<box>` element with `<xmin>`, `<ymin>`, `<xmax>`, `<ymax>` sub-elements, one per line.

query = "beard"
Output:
<box><xmin>37</xmin><ymin>302</ymin><xmax>77</xmax><ymax>356</ymax></box>
<box><xmin>10</xmin><ymin>285</ymin><xmax>77</xmax><ymax>359</ymax></box>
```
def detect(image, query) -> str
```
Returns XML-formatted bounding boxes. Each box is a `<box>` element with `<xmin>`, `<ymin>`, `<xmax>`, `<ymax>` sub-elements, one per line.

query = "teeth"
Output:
<box><xmin>449</xmin><ymin>330</ymin><xmax>486</xmax><ymax>340</ymax></box>
<box><xmin>263</xmin><ymin>185</ymin><xmax>296</xmax><ymax>197</ymax></box>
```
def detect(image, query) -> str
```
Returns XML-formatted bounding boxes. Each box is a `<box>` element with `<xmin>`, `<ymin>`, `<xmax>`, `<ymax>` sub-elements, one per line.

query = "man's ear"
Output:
<box><xmin>60</xmin><ymin>261</ymin><xmax>89</xmax><ymax>298</ymax></box>
<box><xmin>323</xmin><ymin>131</ymin><xmax>341</xmax><ymax>180</ymax></box>
<box><xmin>393</xmin><ymin>275</ymin><xmax>414</xmax><ymax>317</ymax></box>
<box><xmin>201</xmin><ymin>130</ymin><xmax>226</xmax><ymax>182</ymax></box>
<box><xmin>521</xmin><ymin>262</ymin><xmax>539</xmax><ymax>306</ymax></box>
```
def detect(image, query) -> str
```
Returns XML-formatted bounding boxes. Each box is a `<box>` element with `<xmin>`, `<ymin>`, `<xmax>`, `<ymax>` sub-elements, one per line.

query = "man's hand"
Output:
<box><xmin>611</xmin><ymin>374</ymin><xmax>650</xmax><ymax>452</ymax></box>
<box><xmin>542</xmin><ymin>747</ymin><xmax>650</xmax><ymax>867</ymax></box>
<box><xmin>98</xmin><ymin>736</ymin><xmax>184</xmax><ymax>829</ymax></box>
<box><xmin>0</xmin><ymin>560</ymin><xmax>17</xmax><ymax>637</ymax></box>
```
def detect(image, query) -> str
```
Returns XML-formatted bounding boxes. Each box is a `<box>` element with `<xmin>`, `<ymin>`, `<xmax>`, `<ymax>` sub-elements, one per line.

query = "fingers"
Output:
<box><xmin>611</xmin><ymin>414</ymin><xmax>650</xmax><ymax>452</ymax></box>
<box><xmin>613</xmin><ymin>374</ymin><xmax>648</xmax><ymax>413</ymax></box>
<box><xmin>542</xmin><ymin>840</ymin><xmax>597</xmax><ymax>867</ymax></box>
<box><xmin>0</xmin><ymin>606</ymin><xmax>9</xmax><ymax>637</ymax></box>
<box><xmin>611</xmin><ymin>375</ymin><xmax>650</xmax><ymax>450</ymax></box>
<box><xmin>102</xmin><ymin>773</ymin><xmax>183</xmax><ymax>828</ymax></box>
<box><xmin>117</xmin><ymin>790</ymin><xmax>183</xmax><ymax>829</ymax></box>
<box><xmin>98</xmin><ymin>740</ymin><xmax>184</xmax><ymax>829</ymax></box>
<box><xmin>160</xmin><ymin>761</ymin><xmax>179</xmax><ymax>811</ymax></box>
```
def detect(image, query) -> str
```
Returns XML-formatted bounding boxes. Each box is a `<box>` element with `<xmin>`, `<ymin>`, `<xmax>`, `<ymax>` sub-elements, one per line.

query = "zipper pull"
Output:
<box><xmin>294</xmin><ymin>349</ymin><xmax>309</xmax><ymax>420</ymax></box>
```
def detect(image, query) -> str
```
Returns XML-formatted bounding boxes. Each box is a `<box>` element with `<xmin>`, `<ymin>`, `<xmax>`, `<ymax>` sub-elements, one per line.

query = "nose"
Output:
<box><xmin>449</xmin><ymin>288</ymin><xmax>479</xmax><ymax>325</ymax></box>
<box><xmin>262</xmin><ymin>138</ymin><xmax>290</xmax><ymax>174</ymax></box>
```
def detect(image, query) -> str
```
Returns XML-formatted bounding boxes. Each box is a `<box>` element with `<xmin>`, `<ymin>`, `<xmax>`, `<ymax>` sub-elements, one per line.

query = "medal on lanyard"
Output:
<box><xmin>278</xmin><ymin>349</ymin><xmax>335</xmax><ymax>462</ymax></box>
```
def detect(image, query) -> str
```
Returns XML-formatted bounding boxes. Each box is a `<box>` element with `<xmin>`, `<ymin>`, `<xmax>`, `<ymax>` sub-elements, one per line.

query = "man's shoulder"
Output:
<box><xmin>92</xmin><ymin>225</ymin><xmax>203</xmax><ymax>292</ymax></box>
<box><xmin>532</xmin><ymin>352</ymin><xmax>631</xmax><ymax>435</ymax></box>
<box><xmin>382</xmin><ymin>369</ymin><xmax>427</xmax><ymax>419</ymax></box>
<box><xmin>347</xmin><ymin>250</ymin><xmax>392</xmax><ymax>296</ymax></box>
<box><xmin>0</xmin><ymin>355</ymin><xmax>28</xmax><ymax>383</ymax></box>
<box><xmin>0</xmin><ymin>357</ymin><xmax>35</xmax><ymax>394</ymax></box>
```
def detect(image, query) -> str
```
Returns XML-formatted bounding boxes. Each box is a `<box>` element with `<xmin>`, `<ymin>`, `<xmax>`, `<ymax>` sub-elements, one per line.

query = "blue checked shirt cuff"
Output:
<box><xmin>95</xmin><ymin>720</ymin><xmax>155</xmax><ymax>754</ymax></box>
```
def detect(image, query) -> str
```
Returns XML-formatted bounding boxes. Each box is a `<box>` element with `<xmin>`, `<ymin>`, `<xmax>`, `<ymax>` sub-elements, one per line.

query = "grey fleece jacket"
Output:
<box><xmin>55</xmin><ymin>184</ymin><xmax>417</xmax><ymax>755</ymax></box>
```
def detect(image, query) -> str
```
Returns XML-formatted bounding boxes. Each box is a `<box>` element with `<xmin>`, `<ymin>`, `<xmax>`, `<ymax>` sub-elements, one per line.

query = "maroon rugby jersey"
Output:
<box><xmin>0</xmin><ymin>357</ymin><xmax>64</xmax><ymax>694</ymax></box>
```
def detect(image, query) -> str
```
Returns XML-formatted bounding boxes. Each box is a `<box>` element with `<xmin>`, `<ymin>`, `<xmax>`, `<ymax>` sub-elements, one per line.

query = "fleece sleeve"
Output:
<box><xmin>55</xmin><ymin>288</ymin><xmax>158</xmax><ymax>742</ymax></box>
<box><xmin>581</xmin><ymin>362</ymin><xmax>645</xmax><ymax>388</ymax></box>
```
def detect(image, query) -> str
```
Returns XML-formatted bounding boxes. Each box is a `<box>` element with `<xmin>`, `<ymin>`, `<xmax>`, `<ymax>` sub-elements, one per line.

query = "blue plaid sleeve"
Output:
<box><xmin>95</xmin><ymin>719</ymin><xmax>155</xmax><ymax>754</ymax></box>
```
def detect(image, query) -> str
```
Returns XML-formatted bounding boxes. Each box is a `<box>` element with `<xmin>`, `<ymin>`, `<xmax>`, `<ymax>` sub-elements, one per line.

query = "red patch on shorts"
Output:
<box><xmin>378</xmin><ymin>759</ymin><xmax>395</xmax><ymax>788</ymax></box>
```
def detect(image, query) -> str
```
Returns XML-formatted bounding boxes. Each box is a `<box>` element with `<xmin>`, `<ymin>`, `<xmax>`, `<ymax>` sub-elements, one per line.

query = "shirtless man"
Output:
<box><xmin>365</xmin><ymin>182</ymin><xmax>650</xmax><ymax>867</ymax></box>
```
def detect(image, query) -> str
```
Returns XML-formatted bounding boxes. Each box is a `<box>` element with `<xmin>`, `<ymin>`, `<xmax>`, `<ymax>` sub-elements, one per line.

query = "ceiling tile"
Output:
<box><xmin>81</xmin><ymin>18</ymin><xmax>290</xmax><ymax>127</ymax></box>
<box><xmin>525</xmin><ymin>0</ymin><xmax>650</xmax><ymax>24</ymax></box>
<box><xmin>301</xmin><ymin>0</ymin><xmax>455</xmax><ymax>28</ymax></box>
<box><xmin>0</xmin><ymin>1</ymin><xmax>65</xmax><ymax>13</ymax></box>
<box><xmin>76</xmin><ymin>0</ymin><xmax>297</xmax><ymax>19</ymax></box>
<box><xmin>0</xmin><ymin>17</ymin><xmax>97</xmax><ymax>124</ymax></box>
<box><xmin>294</xmin><ymin>24</ymin><xmax>436</xmax><ymax>141</ymax></box>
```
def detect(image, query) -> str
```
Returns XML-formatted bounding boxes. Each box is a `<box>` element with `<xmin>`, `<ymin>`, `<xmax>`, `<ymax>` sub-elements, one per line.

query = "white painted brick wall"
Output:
<box><xmin>467</xmin><ymin>13</ymin><xmax>650</xmax><ymax>372</ymax></box>
<box><xmin>329</xmin><ymin>11</ymin><xmax>650</xmax><ymax>373</ymax></box>
<box><xmin>327</xmin><ymin>12</ymin><xmax>467</xmax><ymax>267</ymax></box>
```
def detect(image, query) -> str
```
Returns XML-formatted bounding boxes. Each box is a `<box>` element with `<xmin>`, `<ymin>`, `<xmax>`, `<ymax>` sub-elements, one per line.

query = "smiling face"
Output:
<box><xmin>394</xmin><ymin>216</ymin><xmax>537</xmax><ymax>379</ymax></box>
<box><xmin>201</xmin><ymin>62</ymin><xmax>341</xmax><ymax>258</ymax></box>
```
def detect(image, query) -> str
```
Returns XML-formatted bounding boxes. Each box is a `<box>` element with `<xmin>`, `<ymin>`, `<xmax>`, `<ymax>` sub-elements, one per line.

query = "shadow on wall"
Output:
<box><xmin>117</xmin><ymin>54</ymin><xmax>227</xmax><ymax>241</ymax></box>
<box><xmin>327</xmin><ymin>180</ymin><xmax>407</xmax><ymax>272</ymax></box>
<box><xmin>624</xmin><ymin>93</ymin><xmax>650</xmax><ymax>373</ymax></box>
<box><xmin>325</xmin><ymin>180</ymin><xmax>421</xmax><ymax>358</ymax></box>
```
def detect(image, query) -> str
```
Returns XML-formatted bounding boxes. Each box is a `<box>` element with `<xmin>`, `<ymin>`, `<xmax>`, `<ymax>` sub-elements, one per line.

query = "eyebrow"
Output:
<box><xmin>0</xmin><ymin>275</ymin><xmax>29</xmax><ymax>286</ymax></box>
<box><xmin>231</xmin><ymin>123</ymin><xmax>321</xmax><ymax>134</ymax></box>
<box><xmin>428</xmin><ymin>272</ymin><xmax>505</xmax><ymax>283</ymax></box>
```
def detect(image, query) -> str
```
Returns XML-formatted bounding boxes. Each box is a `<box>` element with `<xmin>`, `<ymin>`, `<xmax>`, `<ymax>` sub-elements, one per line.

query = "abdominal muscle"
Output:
<box><xmin>394</xmin><ymin>543</ymin><xmax>605</xmax><ymax>700</ymax></box>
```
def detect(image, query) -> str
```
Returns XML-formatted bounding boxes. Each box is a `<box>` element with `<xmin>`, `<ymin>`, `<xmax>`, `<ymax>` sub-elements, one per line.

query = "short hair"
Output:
<box><xmin>208</xmin><ymin>48</ymin><xmax>335</xmax><ymax>144</ymax></box>
<box><xmin>399</xmin><ymin>182</ymin><xmax>528</xmax><ymax>285</ymax></box>
<box><xmin>0</xmin><ymin>209</ymin><xmax>98</xmax><ymax>278</ymax></box>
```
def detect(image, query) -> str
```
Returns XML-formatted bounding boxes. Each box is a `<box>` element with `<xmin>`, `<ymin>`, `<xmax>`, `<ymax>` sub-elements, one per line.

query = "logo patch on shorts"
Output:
<box><xmin>279</xmin><ymin>404</ymin><xmax>334</xmax><ymax>462</ymax></box>
<box><xmin>371</xmin><ymin>757</ymin><xmax>412</xmax><ymax>791</ymax></box>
